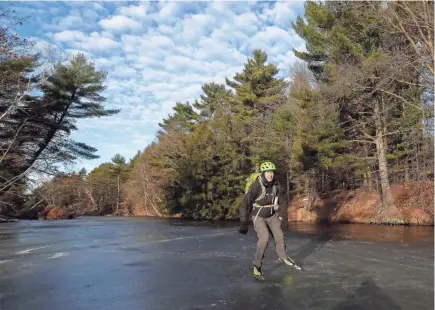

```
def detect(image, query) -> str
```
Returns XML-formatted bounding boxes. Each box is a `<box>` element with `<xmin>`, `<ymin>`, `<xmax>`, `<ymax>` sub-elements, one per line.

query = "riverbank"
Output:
<box><xmin>2</xmin><ymin>181</ymin><xmax>432</xmax><ymax>227</ymax></box>
<box><xmin>289</xmin><ymin>181</ymin><xmax>433</xmax><ymax>226</ymax></box>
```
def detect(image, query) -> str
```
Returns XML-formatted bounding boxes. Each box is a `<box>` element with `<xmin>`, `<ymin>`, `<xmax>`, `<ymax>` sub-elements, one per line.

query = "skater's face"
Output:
<box><xmin>265</xmin><ymin>171</ymin><xmax>274</xmax><ymax>182</ymax></box>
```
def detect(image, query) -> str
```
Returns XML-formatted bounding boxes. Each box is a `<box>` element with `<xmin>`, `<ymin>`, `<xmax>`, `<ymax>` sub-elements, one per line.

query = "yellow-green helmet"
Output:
<box><xmin>260</xmin><ymin>161</ymin><xmax>276</xmax><ymax>172</ymax></box>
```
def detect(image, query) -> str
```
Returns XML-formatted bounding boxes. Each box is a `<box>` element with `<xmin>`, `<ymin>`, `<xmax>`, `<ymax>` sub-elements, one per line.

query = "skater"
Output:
<box><xmin>238</xmin><ymin>161</ymin><xmax>301</xmax><ymax>280</ymax></box>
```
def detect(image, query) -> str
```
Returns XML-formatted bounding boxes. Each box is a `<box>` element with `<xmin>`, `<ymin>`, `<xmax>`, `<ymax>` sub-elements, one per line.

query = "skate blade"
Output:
<box><xmin>279</xmin><ymin>259</ymin><xmax>303</xmax><ymax>271</ymax></box>
<box><xmin>288</xmin><ymin>263</ymin><xmax>302</xmax><ymax>271</ymax></box>
<box><xmin>253</xmin><ymin>274</ymin><xmax>265</xmax><ymax>281</ymax></box>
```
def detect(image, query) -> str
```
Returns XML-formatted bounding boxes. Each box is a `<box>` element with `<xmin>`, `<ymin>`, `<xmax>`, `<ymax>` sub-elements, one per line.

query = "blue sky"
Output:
<box><xmin>13</xmin><ymin>0</ymin><xmax>307</xmax><ymax>173</ymax></box>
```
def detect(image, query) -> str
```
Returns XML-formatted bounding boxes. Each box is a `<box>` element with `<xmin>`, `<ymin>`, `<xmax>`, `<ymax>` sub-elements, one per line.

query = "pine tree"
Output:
<box><xmin>0</xmin><ymin>56</ymin><xmax>39</xmax><ymax>204</ymax></box>
<box><xmin>206</xmin><ymin>101</ymin><xmax>252</xmax><ymax>218</ymax></box>
<box><xmin>0</xmin><ymin>10</ymin><xmax>40</xmax><ymax>211</ymax></box>
<box><xmin>157</xmin><ymin>101</ymin><xmax>199</xmax><ymax>136</ymax></box>
<box><xmin>86</xmin><ymin>162</ymin><xmax>117</xmax><ymax>214</ymax></box>
<box><xmin>78</xmin><ymin>167</ymin><xmax>87</xmax><ymax>179</ymax></box>
<box><xmin>192</xmin><ymin>82</ymin><xmax>232</xmax><ymax>122</ymax></box>
<box><xmin>20</xmin><ymin>53</ymin><xmax>119</xmax><ymax>173</ymax></box>
<box><xmin>226</xmin><ymin>49</ymin><xmax>286</xmax><ymax>120</ymax></box>
<box><xmin>292</xmin><ymin>2</ymin><xmax>335</xmax><ymax>82</ymax></box>
<box><xmin>110</xmin><ymin>154</ymin><xmax>128</xmax><ymax>214</ymax></box>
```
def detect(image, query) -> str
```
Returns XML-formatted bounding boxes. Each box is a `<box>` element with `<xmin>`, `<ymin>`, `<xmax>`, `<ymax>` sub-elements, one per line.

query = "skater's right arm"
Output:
<box><xmin>240</xmin><ymin>181</ymin><xmax>261</xmax><ymax>223</ymax></box>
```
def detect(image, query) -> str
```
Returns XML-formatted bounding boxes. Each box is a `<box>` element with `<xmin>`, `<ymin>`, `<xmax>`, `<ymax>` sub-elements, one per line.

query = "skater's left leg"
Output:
<box><xmin>267</xmin><ymin>214</ymin><xmax>287</xmax><ymax>260</ymax></box>
<box><xmin>268</xmin><ymin>214</ymin><xmax>302</xmax><ymax>270</ymax></box>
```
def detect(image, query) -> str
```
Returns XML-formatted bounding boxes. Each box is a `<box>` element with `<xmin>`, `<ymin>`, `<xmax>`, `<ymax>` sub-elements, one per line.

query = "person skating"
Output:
<box><xmin>238</xmin><ymin>161</ymin><xmax>301</xmax><ymax>280</ymax></box>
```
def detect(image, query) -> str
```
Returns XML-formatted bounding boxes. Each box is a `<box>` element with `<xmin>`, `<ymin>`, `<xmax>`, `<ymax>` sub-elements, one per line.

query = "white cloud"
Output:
<box><xmin>92</xmin><ymin>3</ymin><xmax>106</xmax><ymax>11</ymax></box>
<box><xmin>210</xmin><ymin>24</ymin><xmax>249</xmax><ymax>49</ymax></box>
<box><xmin>30</xmin><ymin>37</ymin><xmax>59</xmax><ymax>55</ymax></box>
<box><xmin>195</xmin><ymin>36</ymin><xmax>246</xmax><ymax>64</ymax></box>
<box><xmin>262</xmin><ymin>2</ymin><xmax>299</xmax><ymax>28</ymax></box>
<box><xmin>143</xmin><ymin>82</ymin><xmax>179</xmax><ymax>93</ymax></box>
<box><xmin>53</xmin><ymin>30</ymin><xmax>119</xmax><ymax>51</ymax></box>
<box><xmin>158</xmin><ymin>2</ymin><xmax>181</xmax><ymax>20</ymax></box>
<box><xmin>82</xmin><ymin>9</ymin><xmax>100</xmax><ymax>22</ymax></box>
<box><xmin>49</xmin><ymin>7</ymin><xmax>60</xmax><ymax>15</ymax></box>
<box><xmin>163</xmin><ymin>55</ymin><xmax>210</xmax><ymax>75</ymax></box>
<box><xmin>233</xmin><ymin>12</ymin><xmax>259</xmax><ymax>36</ymax></box>
<box><xmin>109</xmin><ymin>65</ymin><xmax>137</xmax><ymax>79</ymax></box>
<box><xmin>242</xmin><ymin>26</ymin><xmax>304</xmax><ymax>55</ymax></box>
<box><xmin>118</xmin><ymin>4</ymin><xmax>148</xmax><ymax>19</ymax></box>
<box><xmin>53</xmin><ymin>30</ymin><xmax>84</xmax><ymax>42</ymax></box>
<box><xmin>147</xmin><ymin>35</ymin><xmax>174</xmax><ymax>48</ymax></box>
<box><xmin>149</xmin><ymin>103</ymin><xmax>159</xmax><ymax>110</ymax></box>
<box><xmin>25</xmin><ymin>1</ymin><xmax>307</xmax><ymax>171</ymax></box>
<box><xmin>182</xmin><ymin>13</ymin><xmax>216</xmax><ymax>42</ymax></box>
<box><xmin>141</xmin><ymin>68</ymin><xmax>172</xmax><ymax>83</ymax></box>
<box><xmin>99</xmin><ymin>15</ymin><xmax>142</xmax><ymax>31</ymax></box>
<box><xmin>93</xmin><ymin>56</ymin><xmax>125</xmax><ymax>69</ymax></box>
<box><xmin>120</xmin><ymin>34</ymin><xmax>139</xmax><ymax>53</ymax></box>
<box><xmin>57</xmin><ymin>14</ymin><xmax>83</xmax><ymax>29</ymax></box>
<box><xmin>100</xmin><ymin>31</ymin><xmax>115</xmax><ymax>40</ymax></box>
<box><xmin>45</xmin><ymin>6</ymin><xmax>105</xmax><ymax>32</ymax></box>
<box><xmin>121</xmin><ymin>33</ymin><xmax>176</xmax><ymax>60</ymax></box>
<box><xmin>158</xmin><ymin>24</ymin><xmax>174</xmax><ymax>35</ymax></box>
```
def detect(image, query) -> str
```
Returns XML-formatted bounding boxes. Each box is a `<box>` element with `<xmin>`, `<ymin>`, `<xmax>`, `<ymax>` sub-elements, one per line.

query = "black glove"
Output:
<box><xmin>238</xmin><ymin>221</ymin><xmax>249</xmax><ymax>235</ymax></box>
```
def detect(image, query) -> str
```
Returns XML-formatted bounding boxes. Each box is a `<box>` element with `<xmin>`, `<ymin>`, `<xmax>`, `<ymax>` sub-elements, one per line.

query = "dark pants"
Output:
<box><xmin>252</xmin><ymin>213</ymin><xmax>287</xmax><ymax>267</ymax></box>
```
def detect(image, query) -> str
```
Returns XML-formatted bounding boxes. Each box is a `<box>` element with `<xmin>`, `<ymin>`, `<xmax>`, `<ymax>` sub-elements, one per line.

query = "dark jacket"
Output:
<box><xmin>240</xmin><ymin>178</ymin><xmax>286</xmax><ymax>223</ymax></box>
